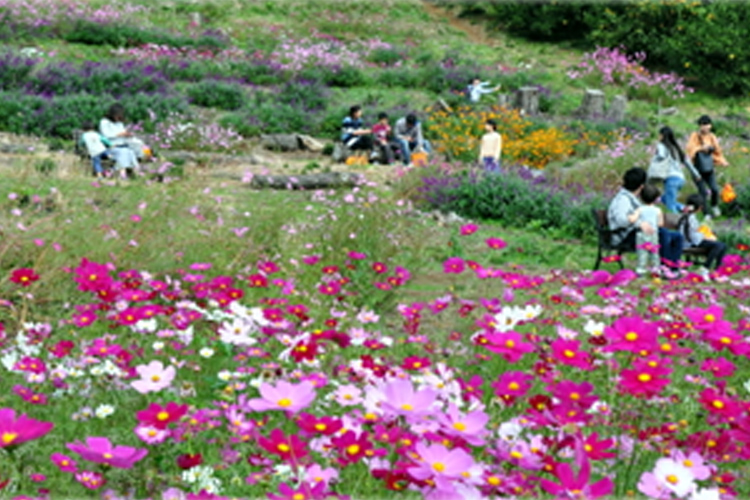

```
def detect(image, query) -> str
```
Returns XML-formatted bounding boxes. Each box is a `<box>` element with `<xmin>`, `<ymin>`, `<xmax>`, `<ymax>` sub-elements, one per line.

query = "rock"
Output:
<box><xmin>658</xmin><ymin>106</ymin><xmax>678</xmax><ymax>116</ymax></box>
<box><xmin>249</xmin><ymin>172</ymin><xmax>364</xmax><ymax>190</ymax></box>
<box><xmin>261</xmin><ymin>134</ymin><xmax>300</xmax><ymax>152</ymax></box>
<box><xmin>298</xmin><ymin>134</ymin><xmax>324</xmax><ymax>152</ymax></box>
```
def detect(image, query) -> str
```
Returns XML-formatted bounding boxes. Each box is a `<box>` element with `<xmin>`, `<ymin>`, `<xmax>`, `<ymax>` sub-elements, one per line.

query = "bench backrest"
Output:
<box><xmin>592</xmin><ymin>208</ymin><xmax>614</xmax><ymax>248</ymax></box>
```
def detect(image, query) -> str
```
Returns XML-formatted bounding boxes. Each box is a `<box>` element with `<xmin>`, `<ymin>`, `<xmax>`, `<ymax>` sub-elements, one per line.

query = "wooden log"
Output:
<box><xmin>580</xmin><ymin>89</ymin><xmax>605</xmax><ymax>119</ymax></box>
<box><xmin>514</xmin><ymin>86</ymin><xmax>539</xmax><ymax>116</ymax></box>
<box><xmin>607</xmin><ymin>95</ymin><xmax>627</xmax><ymax>122</ymax></box>
<box><xmin>250</xmin><ymin>172</ymin><xmax>364</xmax><ymax>190</ymax></box>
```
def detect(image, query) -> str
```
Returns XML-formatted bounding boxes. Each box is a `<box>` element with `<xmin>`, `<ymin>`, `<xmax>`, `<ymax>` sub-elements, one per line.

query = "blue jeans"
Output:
<box><xmin>658</xmin><ymin>227</ymin><xmax>683</xmax><ymax>268</ymax></box>
<box><xmin>396</xmin><ymin>138</ymin><xmax>432</xmax><ymax>165</ymax></box>
<box><xmin>483</xmin><ymin>156</ymin><xmax>501</xmax><ymax>174</ymax></box>
<box><xmin>91</xmin><ymin>152</ymin><xmax>108</xmax><ymax>175</ymax></box>
<box><xmin>662</xmin><ymin>176</ymin><xmax>685</xmax><ymax>213</ymax></box>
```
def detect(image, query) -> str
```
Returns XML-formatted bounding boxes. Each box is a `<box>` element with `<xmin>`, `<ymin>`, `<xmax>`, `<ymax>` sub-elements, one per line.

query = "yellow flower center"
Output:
<box><xmin>705</xmin><ymin>314</ymin><xmax>715</xmax><ymax>322</ymax></box>
<box><xmin>570</xmin><ymin>392</ymin><xmax>580</xmax><ymax>400</ymax></box>
<box><xmin>401</xmin><ymin>404</ymin><xmax>413</xmax><ymax>411</ymax></box>
<box><xmin>278</xmin><ymin>443</ymin><xmax>290</xmax><ymax>452</ymax></box>
<box><xmin>277</xmin><ymin>398</ymin><xmax>292</xmax><ymax>408</ymax></box>
<box><xmin>432</xmin><ymin>462</ymin><xmax>445</xmax><ymax>472</ymax></box>
<box><xmin>508</xmin><ymin>382</ymin><xmax>520</xmax><ymax>391</ymax></box>
<box><xmin>505</xmin><ymin>340</ymin><xmax>515</xmax><ymax>348</ymax></box>
<box><xmin>1</xmin><ymin>432</ymin><xmax>17</xmax><ymax>445</ymax></box>
<box><xmin>315</xmin><ymin>423</ymin><xmax>326</xmax><ymax>431</ymax></box>
<box><xmin>720</xmin><ymin>337</ymin><xmax>731</xmax><ymax>344</ymax></box>
<box><xmin>713</xmin><ymin>400</ymin><xmax>725</xmax><ymax>409</ymax></box>
<box><xmin>453</xmin><ymin>422</ymin><xmax>466</xmax><ymax>431</ymax></box>
<box><xmin>292</xmin><ymin>494</ymin><xmax>305</xmax><ymax>500</ymax></box>
<box><xmin>625</xmin><ymin>332</ymin><xmax>638</xmax><ymax>341</ymax></box>
<box><xmin>487</xmin><ymin>476</ymin><xmax>501</xmax><ymax>486</ymax></box>
<box><xmin>157</xmin><ymin>411</ymin><xmax>169</xmax><ymax>421</ymax></box>
<box><xmin>563</xmin><ymin>349</ymin><xmax>576</xmax><ymax>358</ymax></box>
<box><xmin>347</xmin><ymin>444</ymin><xmax>360</xmax><ymax>455</ymax></box>
<box><xmin>103</xmin><ymin>453</ymin><xmax>113</xmax><ymax>459</ymax></box>
<box><xmin>684</xmin><ymin>459</ymin><xmax>693</xmax><ymax>467</ymax></box>
<box><xmin>151</xmin><ymin>375</ymin><xmax>161</xmax><ymax>382</ymax></box>
<box><xmin>666</xmin><ymin>474</ymin><xmax>679</xmax><ymax>485</ymax></box>
<box><xmin>638</xmin><ymin>373</ymin><xmax>652</xmax><ymax>382</ymax></box>
<box><xmin>510</xmin><ymin>450</ymin><xmax>523</xmax><ymax>459</ymax></box>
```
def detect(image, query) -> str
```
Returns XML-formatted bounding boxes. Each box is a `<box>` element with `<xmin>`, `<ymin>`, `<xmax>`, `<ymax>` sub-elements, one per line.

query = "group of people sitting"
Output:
<box><xmin>341</xmin><ymin>105</ymin><xmax>432</xmax><ymax>166</ymax></box>
<box><xmin>80</xmin><ymin>103</ymin><xmax>153</xmax><ymax>178</ymax></box>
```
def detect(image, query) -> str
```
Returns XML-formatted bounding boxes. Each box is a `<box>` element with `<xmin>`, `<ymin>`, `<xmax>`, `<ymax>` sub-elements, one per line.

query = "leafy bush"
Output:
<box><xmin>417</xmin><ymin>167</ymin><xmax>607</xmax><ymax>240</ymax></box>
<box><xmin>376</xmin><ymin>67</ymin><xmax>421</xmax><ymax>88</ymax></box>
<box><xmin>0</xmin><ymin>51</ymin><xmax>38</xmax><ymax>90</ymax></box>
<box><xmin>27</xmin><ymin>61</ymin><xmax>171</xmax><ymax>97</ymax></box>
<box><xmin>63</xmin><ymin>21</ymin><xmax>228</xmax><ymax>50</ymax></box>
<box><xmin>367</xmin><ymin>47</ymin><xmax>404</xmax><ymax>66</ymax></box>
<box><xmin>277</xmin><ymin>78</ymin><xmax>330</xmax><ymax>112</ymax></box>
<box><xmin>0</xmin><ymin>91</ymin><xmax>188</xmax><ymax>138</ymax></box>
<box><xmin>324</xmin><ymin>66</ymin><xmax>370</xmax><ymax>88</ymax></box>
<box><xmin>186</xmin><ymin>80</ymin><xmax>245</xmax><ymax>110</ymax></box>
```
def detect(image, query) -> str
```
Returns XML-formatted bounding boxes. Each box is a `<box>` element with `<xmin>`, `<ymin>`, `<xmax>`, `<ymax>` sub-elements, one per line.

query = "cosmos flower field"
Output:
<box><xmin>3</xmin><ymin>217</ymin><xmax>750</xmax><ymax>500</ymax></box>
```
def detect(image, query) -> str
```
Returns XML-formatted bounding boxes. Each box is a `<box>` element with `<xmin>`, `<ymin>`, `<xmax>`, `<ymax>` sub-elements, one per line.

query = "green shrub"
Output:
<box><xmin>367</xmin><ymin>47</ymin><xmax>404</xmax><ymax>66</ymax></box>
<box><xmin>325</xmin><ymin>66</ymin><xmax>370</xmax><ymax>88</ymax></box>
<box><xmin>186</xmin><ymin>80</ymin><xmax>245</xmax><ymax>110</ymax></box>
<box><xmin>377</xmin><ymin>68</ymin><xmax>420</xmax><ymax>88</ymax></box>
<box><xmin>63</xmin><ymin>21</ymin><xmax>228</xmax><ymax>50</ymax></box>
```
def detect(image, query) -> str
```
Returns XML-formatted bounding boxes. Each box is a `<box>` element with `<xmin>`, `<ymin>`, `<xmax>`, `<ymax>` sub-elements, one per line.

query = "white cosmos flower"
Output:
<box><xmin>199</xmin><ymin>348</ymin><xmax>215</xmax><ymax>358</ymax></box>
<box><xmin>95</xmin><ymin>404</ymin><xmax>115</xmax><ymax>419</ymax></box>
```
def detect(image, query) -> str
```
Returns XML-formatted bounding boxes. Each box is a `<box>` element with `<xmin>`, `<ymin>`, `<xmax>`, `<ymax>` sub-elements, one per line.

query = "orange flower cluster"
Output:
<box><xmin>427</xmin><ymin>105</ymin><xmax>579</xmax><ymax>169</ymax></box>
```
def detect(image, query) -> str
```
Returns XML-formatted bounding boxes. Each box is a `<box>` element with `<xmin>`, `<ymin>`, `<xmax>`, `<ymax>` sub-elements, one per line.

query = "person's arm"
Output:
<box><xmin>657</xmin><ymin>209</ymin><xmax>665</xmax><ymax>228</ymax></box>
<box><xmin>478</xmin><ymin>82</ymin><xmax>500</xmax><ymax>95</ymax></box>
<box><xmin>493</xmin><ymin>134</ymin><xmax>502</xmax><ymax>161</ymax></box>
<box><xmin>627</xmin><ymin>207</ymin><xmax>641</xmax><ymax>224</ymax></box>
<box><xmin>684</xmin><ymin>132</ymin><xmax>701</xmax><ymax>161</ymax></box>
<box><xmin>711</xmin><ymin>134</ymin><xmax>729</xmax><ymax>166</ymax></box>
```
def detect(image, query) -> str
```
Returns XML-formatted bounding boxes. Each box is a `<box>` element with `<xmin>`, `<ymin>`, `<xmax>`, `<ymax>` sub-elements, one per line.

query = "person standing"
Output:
<box><xmin>478</xmin><ymin>119</ymin><xmax>502</xmax><ymax>173</ymax></box>
<box><xmin>685</xmin><ymin>115</ymin><xmax>729</xmax><ymax>217</ymax></box>
<box><xmin>466</xmin><ymin>77</ymin><xmax>501</xmax><ymax>104</ymax></box>
<box><xmin>648</xmin><ymin>126</ymin><xmax>700</xmax><ymax>213</ymax></box>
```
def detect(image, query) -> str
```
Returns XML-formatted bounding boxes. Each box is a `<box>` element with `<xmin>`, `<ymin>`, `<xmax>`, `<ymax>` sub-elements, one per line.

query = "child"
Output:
<box><xmin>678</xmin><ymin>194</ymin><xmax>727</xmax><ymax>274</ymax></box>
<box><xmin>81</xmin><ymin>121</ymin><xmax>111</xmax><ymax>178</ymax></box>
<box><xmin>479</xmin><ymin>119</ymin><xmax>501</xmax><ymax>173</ymax></box>
<box><xmin>371</xmin><ymin>112</ymin><xmax>395</xmax><ymax>165</ymax></box>
<box><xmin>633</xmin><ymin>184</ymin><xmax>664</xmax><ymax>276</ymax></box>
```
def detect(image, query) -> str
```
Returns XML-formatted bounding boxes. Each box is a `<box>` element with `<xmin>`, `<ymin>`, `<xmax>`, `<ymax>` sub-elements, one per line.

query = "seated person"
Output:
<box><xmin>80</xmin><ymin>121</ymin><xmax>111</xmax><ymax>178</ymax></box>
<box><xmin>371</xmin><ymin>112</ymin><xmax>395</xmax><ymax>165</ymax></box>
<box><xmin>394</xmin><ymin>113</ymin><xmax>432</xmax><ymax>166</ymax></box>
<box><xmin>678</xmin><ymin>194</ymin><xmax>727</xmax><ymax>273</ymax></box>
<box><xmin>341</xmin><ymin>105</ymin><xmax>372</xmax><ymax>151</ymax></box>
<box><xmin>100</xmin><ymin>103</ymin><xmax>151</xmax><ymax>161</ymax></box>
<box><xmin>607</xmin><ymin>167</ymin><xmax>683</xmax><ymax>272</ymax></box>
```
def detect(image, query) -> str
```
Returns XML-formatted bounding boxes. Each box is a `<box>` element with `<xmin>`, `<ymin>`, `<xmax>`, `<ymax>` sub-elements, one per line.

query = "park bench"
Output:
<box><xmin>592</xmin><ymin>208</ymin><xmax>708</xmax><ymax>271</ymax></box>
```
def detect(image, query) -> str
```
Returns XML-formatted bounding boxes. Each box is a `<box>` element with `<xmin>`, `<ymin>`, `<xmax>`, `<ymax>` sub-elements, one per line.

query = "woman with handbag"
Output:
<box><xmin>685</xmin><ymin>115</ymin><xmax>729</xmax><ymax>217</ymax></box>
<box><xmin>648</xmin><ymin>126</ymin><xmax>700</xmax><ymax>213</ymax></box>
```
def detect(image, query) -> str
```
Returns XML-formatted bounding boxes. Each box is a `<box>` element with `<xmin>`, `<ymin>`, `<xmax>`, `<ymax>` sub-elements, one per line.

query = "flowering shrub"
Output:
<box><xmin>568</xmin><ymin>46</ymin><xmax>693</xmax><ymax>100</ymax></box>
<box><xmin>144</xmin><ymin>112</ymin><xmax>243</xmax><ymax>152</ymax></box>
<box><xmin>269</xmin><ymin>34</ymin><xmax>393</xmax><ymax>71</ymax></box>
<box><xmin>428</xmin><ymin>105</ymin><xmax>578</xmax><ymax>168</ymax></box>
<box><xmin>0</xmin><ymin>51</ymin><xmax>39</xmax><ymax>91</ymax></box>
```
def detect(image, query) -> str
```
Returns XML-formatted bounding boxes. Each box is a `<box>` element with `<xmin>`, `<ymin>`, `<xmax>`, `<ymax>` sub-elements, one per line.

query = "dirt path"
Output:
<box><xmin>421</xmin><ymin>1</ymin><xmax>500</xmax><ymax>48</ymax></box>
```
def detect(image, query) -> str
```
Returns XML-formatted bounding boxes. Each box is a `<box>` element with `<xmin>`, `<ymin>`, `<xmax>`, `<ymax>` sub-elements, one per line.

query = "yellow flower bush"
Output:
<box><xmin>427</xmin><ymin>105</ymin><xmax>579</xmax><ymax>169</ymax></box>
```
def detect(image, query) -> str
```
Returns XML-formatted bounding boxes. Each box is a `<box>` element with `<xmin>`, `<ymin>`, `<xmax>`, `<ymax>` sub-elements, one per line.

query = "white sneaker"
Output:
<box><xmin>697</xmin><ymin>267</ymin><xmax>711</xmax><ymax>280</ymax></box>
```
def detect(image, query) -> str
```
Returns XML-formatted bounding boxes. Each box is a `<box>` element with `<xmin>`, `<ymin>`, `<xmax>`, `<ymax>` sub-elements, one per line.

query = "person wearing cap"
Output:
<box><xmin>394</xmin><ymin>113</ymin><xmax>432</xmax><ymax>166</ymax></box>
<box><xmin>685</xmin><ymin>115</ymin><xmax>729</xmax><ymax>217</ymax></box>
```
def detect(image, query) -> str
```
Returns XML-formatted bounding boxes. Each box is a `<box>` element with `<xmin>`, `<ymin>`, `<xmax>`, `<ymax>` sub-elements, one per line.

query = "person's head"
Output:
<box><xmin>658</xmin><ymin>125</ymin><xmax>684</xmax><ymax>162</ymax></box>
<box><xmin>697</xmin><ymin>115</ymin><xmax>713</xmax><ymax>134</ymax></box>
<box><xmin>686</xmin><ymin>193</ymin><xmax>704</xmax><ymax>212</ymax></box>
<box><xmin>106</xmin><ymin>103</ymin><xmax>125</xmax><ymax>122</ymax></box>
<box><xmin>623</xmin><ymin>167</ymin><xmax>647</xmax><ymax>193</ymax></box>
<box><xmin>470</xmin><ymin>77</ymin><xmax>480</xmax><ymax>86</ymax></box>
<box><xmin>82</xmin><ymin>121</ymin><xmax>95</xmax><ymax>131</ymax></box>
<box><xmin>485</xmin><ymin>119</ymin><xmax>497</xmax><ymax>132</ymax></box>
<box><xmin>405</xmin><ymin>113</ymin><xmax>418</xmax><ymax>127</ymax></box>
<box><xmin>640</xmin><ymin>184</ymin><xmax>660</xmax><ymax>205</ymax></box>
<box><xmin>377</xmin><ymin>112</ymin><xmax>389</xmax><ymax>123</ymax></box>
<box><xmin>349</xmin><ymin>105</ymin><xmax>362</xmax><ymax>119</ymax></box>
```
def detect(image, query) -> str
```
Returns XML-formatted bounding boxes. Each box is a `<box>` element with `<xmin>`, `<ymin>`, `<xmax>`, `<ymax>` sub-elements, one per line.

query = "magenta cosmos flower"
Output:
<box><xmin>245</xmin><ymin>380</ymin><xmax>316</xmax><ymax>413</ymax></box>
<box><xmin>409</xmin><ymin>442</ymin><xmax>475</xmax><ymax>491</ymax></box>
<box><xmin>0</xmin><ymin>408</ymin><xmax>54</xmax><ymax>448</ymax></box>
<box><xmin>130</xmin><ymin>360</ymin><xmax>176</xmax><ymax>393</ymax></box>
<box><xmin>67</xmin><ymin>437</ymin><xmax>148</xmax><ymax>469</ymax></box>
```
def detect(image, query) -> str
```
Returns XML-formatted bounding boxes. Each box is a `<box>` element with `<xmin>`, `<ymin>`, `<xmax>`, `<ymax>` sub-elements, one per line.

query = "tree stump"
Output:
<box><xmin>580</xmin><ymin>89</ymin><xmax>606</xmax><ymax>119</ymax></box>
<box><xmin>607</xmin><ymin>95</ymin><xmax>627</xmax><ymax>122</ymax></box>
<box><xmin>497</xmin><ymin>93</ymin><xmax>510</xmax><ymax>108</ymax></box>
<box><xmin>250</xmin><ymin>172</ymin><xmax>364</xmax><ymax>190</ymax></box>
<box><xmin>261</xmin><ymin>134</ymin><xmax>300</xmax><ymax>152</ymax></box>
<box><xmin>514</xmin><ymin>87</ymin><xmax>539</xmax><ymax>116</ymax></box>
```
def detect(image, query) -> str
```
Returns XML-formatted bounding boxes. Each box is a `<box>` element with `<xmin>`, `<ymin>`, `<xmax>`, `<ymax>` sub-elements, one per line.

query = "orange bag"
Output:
<box><xmin>721</xmin><ymin>182</ymin><xmax>737</xmax><ymax>204</ymax></box>
<box><xmin>411</xmin><ymin>151</ymin><xmax>429</xmax><ymax>167</ymax></box>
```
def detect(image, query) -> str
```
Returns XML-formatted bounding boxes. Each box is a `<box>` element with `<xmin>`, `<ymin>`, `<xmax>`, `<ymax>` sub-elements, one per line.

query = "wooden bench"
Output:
<box><xmin>592</xmin><ymin>209</ymin><xmax>708</xmax><ymax>271</ymax></box>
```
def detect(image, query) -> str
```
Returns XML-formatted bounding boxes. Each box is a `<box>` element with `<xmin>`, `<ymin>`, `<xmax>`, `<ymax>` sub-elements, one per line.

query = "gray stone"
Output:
<box><xmin>261</xmin><ymin>134</ymin><xmax>300</xmax><ymax>152</ymax></box>
<box><xmin>515</xmin><ymin>87</ymin><xmax>539</xmax><ymax>116</ymax></box>
<box><xmin>607</xmin><ymin>95</ymin><xmax>628</xmax><ymax>121</ymax></box>
<box><xmin>580</xmin><ymin>89</ymin><xmax>606</xmax><ymax>119</ymax></box>
<box><xmin>250</xmin><ymin>172</ymin><xmax>364</xmax><ymax>190</ymax></box>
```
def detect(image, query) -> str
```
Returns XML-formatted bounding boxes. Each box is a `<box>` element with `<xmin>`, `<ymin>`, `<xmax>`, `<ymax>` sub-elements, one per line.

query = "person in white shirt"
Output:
<box><xmin>467</xmin><ymin>77</ymin><xmax>500</xmax><ymax>104</ymax></box>
<box><xmin>81</xmin><ymin>122</ymin><xmax>110</xmax><ymax>178</ymax></box>
<box><xmin>99</xmin><ymin>103</ymin><xmax>149</xmax><ymax>162</ymax></box>
<box><xmin>479</xmin><ymin>119</ymin><xmax>501</xmax><ymax>173</ymax></box>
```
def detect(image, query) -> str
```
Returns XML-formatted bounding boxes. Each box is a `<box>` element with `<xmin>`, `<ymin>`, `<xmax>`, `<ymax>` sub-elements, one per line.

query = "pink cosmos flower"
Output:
<box><xmin>380</xmin><ymin>378</ymin><xmax>438</xmax><ymax>418</ymax></box>
<box><xmin>442</xmin><ymin>257</ymin><xmax>465</xmax><ymax>274</ymax></box>
<box><xmin>437</xmin><ymin>403</ymin><xmax>488</xmax><ymax>446</ymax></box>
<box><xmin>67</xmin><ymin>437</ymin><xmax>148</xmax><ymax>469</ymax></box>
<box><xmin>485</xmin><ymin>237</ymin><xmax>507</xmax><ymax>250</ymax></box>
<box><xmin>304</xmin><ymin>463</ymin><xmax>339</xmax><ymax>487</ymax></box>
<box><xmin>130</xmin><ymin>361</ymin><xmax>176</xmax><ymax>393</ymax></box>
<box><xmin>670</xmin><ymin>450</ymin><xmax>712</xmax><ymax>481</ymax></box>
<box><xmin>638</xmin><ymin>458</ymin><xmax>695</xmax><ymax>499</ymax></box>
<box><xmin>550</xmin><ymin>339</ymin><xmax>592</xmax><ymax>370</ymax></box>
<box><xmin>602</xmin><ymin>315</ymin><xmax>659</xmax><ymax>354</ymax></box>
<box><xmin>10</xmin><ymin>268</ymin><xmax>40</xmax><ymax>287</ymax></box>
<box><xmin>75</xmin><ymin>470</ymin><xmax>106</xmax><ymax>490</ymax></box>
<box><xmin>460</xmin><ymin>224</ymin><xmax>478</xmax><ymax>235</ymax></box>
<box><xmin>268</xmin><ymin>481</ymin><xmax>327</xmax><ymax>500</ymax></box>
<box><xmin>332</xmin><ymin>384</ymin><xmax>363</xmax><ymax>406</ymax></box>
<box><xmin>0</xmin><ymin>408</ymin><xmax>54</xmax><ymax>448</ymax></box>
<box><xmin>134</xmin><ymin>425</ymin><xmax>170</xmax><ymax>445</ymax></box>
<box><xmin>245</xmin><ymin>380</ymin><xmax>316</xmax><ymax>414</ymax></box>
<box><xmin>50</xmin><ymin>452</ymin><xmax>77</xmax><ymax>473</ymax></box>
<box><xmin>700</xmin><ymin>357</ymin><xmax>736</xmax><ymax>378</ymax></box>
<box><xmin>540</xmin><ymin>458</ymin><xmax>613</xmax><ymax>499</ymax></box>
<box><xmin>482</xmin><ymin>331</ymin><xmax>535</xmax><ymax>362</ymax></box>
<box><xmin>492</xmin><ymin>371</ymin><xmax>534</xmax><ymax>401</ymax></box>
<box><xmin>408</xmin><ymin>442</ymin><xmax>475</xmax><ymax>491</ymax></box>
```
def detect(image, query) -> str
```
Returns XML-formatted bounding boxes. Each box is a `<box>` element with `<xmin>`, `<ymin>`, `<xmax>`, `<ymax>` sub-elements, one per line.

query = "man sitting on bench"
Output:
<box><xmin>608</xmin><ymin>167</ymin><xmax>684</xmax><ymax>274</ymax></box>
